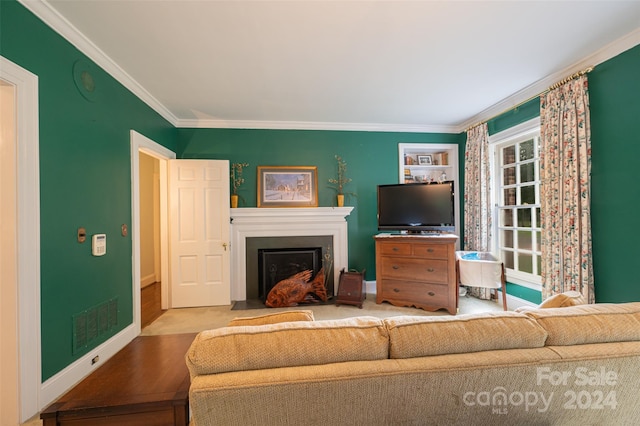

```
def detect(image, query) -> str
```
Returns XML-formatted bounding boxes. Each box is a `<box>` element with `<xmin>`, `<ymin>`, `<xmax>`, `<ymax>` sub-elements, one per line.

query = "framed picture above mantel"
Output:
<box><xmin>257</xmin><ymin>166</ymin><xmax>318</xmax><ymax>207</ymax></box>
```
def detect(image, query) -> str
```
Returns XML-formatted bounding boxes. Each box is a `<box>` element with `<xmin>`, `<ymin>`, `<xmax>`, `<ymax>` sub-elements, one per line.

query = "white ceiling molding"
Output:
<box><xmin>175</xmin><ymin>118</ymin><xmax>458</xmax><ymax>134</ymax></box>
<box><xmin>18</xmin><ymin>0</ymin><xmax>178</xmax><ymax>127</ymax></box>
<box><xmin>458</xmin><ymin>27</ymin><xmax>640</xmax><ymax>133</ymax></box>
<box><xmin>17</xmin><ymin>1</ymin><xmax>640</xmax><ymax>134</ymax></box>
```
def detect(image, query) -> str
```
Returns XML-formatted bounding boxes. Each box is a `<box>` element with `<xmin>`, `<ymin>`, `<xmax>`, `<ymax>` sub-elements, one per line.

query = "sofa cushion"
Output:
<box><xmin>384</xmin><ymin>312</ymin><xmax>548</xmax><ymax>359</ymax></box>
<box><xmin>523</xmin><ymin>302</ymin><xmax>640</xmax><ymax>346</ymax></box>
<box><xmin>226</xmin><ymin>310</ymin><xmax>314</xmax><ymax>327</ymax></box>
<box><xmin>538</xmin><ymin>291</ymin><xmax>586</xmax><ymax>308</ymax></box>
<box><xmin>186</xmin><ymin>316</ymin><xmax>389</xmax><ymax>376</ymax></box>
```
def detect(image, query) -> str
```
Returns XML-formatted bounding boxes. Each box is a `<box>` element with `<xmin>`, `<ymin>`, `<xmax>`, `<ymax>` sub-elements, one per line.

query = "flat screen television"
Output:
<box><xmin>377</xmin><ymin>181</ymin><xmax>455</xmax><ymax>233</ymax></box>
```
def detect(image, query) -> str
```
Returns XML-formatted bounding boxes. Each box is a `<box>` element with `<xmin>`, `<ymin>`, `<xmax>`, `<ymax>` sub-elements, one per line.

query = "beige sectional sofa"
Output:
<box><xmin>186</xmin><ymin>303</ymin><xmax>640</xmax><ymax>425</ymax></box>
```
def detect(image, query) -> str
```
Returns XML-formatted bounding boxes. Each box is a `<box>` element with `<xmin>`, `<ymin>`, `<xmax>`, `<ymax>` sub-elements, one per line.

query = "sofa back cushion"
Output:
<box><xmin>523</xmin><ymin>302</ymin><xmax>640</xmax><ymax>346</ymax></box>
<box><xmin>226</xmin><ymin>310</ymin><xmax>314</xmax><ymax>327</ymax></box>
<box><xmin>186</xmin><ymin>316</ymin><xmax>389</xmax><ymax>376</ymax></box>
<box><xmin>384</xmin><ymin>312</ymin><xmax>548</xmax><ymax>359</ymax></box>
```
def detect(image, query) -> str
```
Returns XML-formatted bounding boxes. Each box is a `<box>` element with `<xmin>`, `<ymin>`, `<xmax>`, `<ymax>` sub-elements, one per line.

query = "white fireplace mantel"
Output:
<box><xmin>230</xmin><ymin>207</ymin><xmax>354</xmax><ymax>301</ymax></box>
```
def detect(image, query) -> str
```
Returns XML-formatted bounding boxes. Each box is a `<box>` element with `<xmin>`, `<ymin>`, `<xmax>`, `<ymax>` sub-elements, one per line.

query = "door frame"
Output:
<box><xmin>1</xmin><ymin>56</ymin><xmax>41</xmax><ymax>422</ymax></box>
<box><xmin>130</xmin><ymin>130</ymin><xmax>175</xmax><ymax>333</ymax></box>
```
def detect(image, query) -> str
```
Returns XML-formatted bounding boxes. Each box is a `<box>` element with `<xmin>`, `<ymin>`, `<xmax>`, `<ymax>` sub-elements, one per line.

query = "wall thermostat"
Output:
<box><xmin>92</xmin><ymin>234</ymin><xmax>106</xmax><ymax>256</ymax></box>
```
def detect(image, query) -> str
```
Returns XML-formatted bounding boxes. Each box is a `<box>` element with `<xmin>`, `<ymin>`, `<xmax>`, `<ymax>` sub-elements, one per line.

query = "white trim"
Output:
<box><xmin>1</xmin><ymin>56</ymin><xmax>41</xmax><ymax>422</ymax></box>
<box><xmin>130</xmin><ymin>130</ymin><xmax>175</xmax><ymax>321</ymax></box>
<box><xmin>18</xmin><ymin>0</ymin><xmax>178</xmax><ymax>127</ymax></box>
<box><xmin>17</xmin><ymin>1</ymin><xmax>640</xmax><ymax>133</ymax></box>
<box><xmin>489</xmin><ymin>117</ymin><xmax>543</xmax><ymax>292</ymax></box>
<box><xmin>488</xmin><ymin>117</ymin><xmax>541</xmax><ymax>145</ymax></box>
<box><xmin>498</xmin><ymin>289</ymin><xmax>539</xmax><ymax>311</ymax></box>
<box><xmin>39</xmin><ymin>325</ymin><xmax>137</xmax><ymax>409</ymax></box>
<box><xmin>176</xmin><ymin>118</ymin><xmax>457</xmax><ymax>133</ymax></box>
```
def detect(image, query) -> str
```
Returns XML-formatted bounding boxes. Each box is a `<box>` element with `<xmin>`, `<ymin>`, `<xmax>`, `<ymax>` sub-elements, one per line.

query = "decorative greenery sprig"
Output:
<box><xmin>231</xmin><ymin>162</ymin><xmax>249</xmax><ymax>195</ymax></box>
<box><xmin>328</xmin><ymin>155</ymin><xmax>355</xmax><ymax>196</ymax></box>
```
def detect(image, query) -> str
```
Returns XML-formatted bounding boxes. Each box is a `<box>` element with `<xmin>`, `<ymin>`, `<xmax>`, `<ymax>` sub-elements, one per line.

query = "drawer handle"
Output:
<box><xmin>392</xmin><ymin>247</ymin><xmax>399</xmax><ymax>252</ymax></box>
<box><xmin>393</xmin><ymin>288</ymin><xmax>400</xmax><ymax>293</ymax></box>
<box><xmin>427</xmin><ymin>248</ymin><xmax>434</xmax><ymax>253</ymax></box>
<box><xmin>392</xmin><ymin>265</ymin><xmax>400</xmax><ymax>270</ymax></box>
<box><xmin>427</xmin><ymin>268</ymin><xmax>435</xmax><ymax>272</ymax></box>
<box><xmin>428</xmin><ymin>291</ymin><xmax>435</xmax><ymax>296</ymax></box>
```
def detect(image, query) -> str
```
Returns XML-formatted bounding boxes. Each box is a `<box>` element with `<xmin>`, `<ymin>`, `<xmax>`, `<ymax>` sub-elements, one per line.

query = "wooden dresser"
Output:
<box><xmin>374</xmin><ymin>233</ymin><xmax>458</xmax><ymax>314</ymax></box>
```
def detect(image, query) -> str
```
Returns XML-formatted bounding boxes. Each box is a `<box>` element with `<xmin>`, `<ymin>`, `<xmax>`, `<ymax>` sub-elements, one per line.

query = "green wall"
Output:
<box><xmin>178</xmin><ymin>129</ymin><xmax>465</xmax><ymax>280</ymax></box>
<box><xmin>3</xmin><ymin>0</ymin><xmax>639</xmax><ymax>385</ymax></box>
<box><xmin>589</xmin><ymin>44</ymin><xmax>640</xmax><ymax>302</ymax></box>
<box><xmin>1</xmin><ymin>0</ymin><xmax>177</xmax><ymax>380</ymax></box>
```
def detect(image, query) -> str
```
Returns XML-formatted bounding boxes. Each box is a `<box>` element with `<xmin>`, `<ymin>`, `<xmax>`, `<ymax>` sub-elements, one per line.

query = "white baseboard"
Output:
<box><xmin>140</xmin><ymin>273</ymin><xmax>156</xmax><ymax>288</ymax></box>
<box><xmin>39</xmin><ymin>324</ymin><xmax>137</xmax><ymax>410</ymax></box>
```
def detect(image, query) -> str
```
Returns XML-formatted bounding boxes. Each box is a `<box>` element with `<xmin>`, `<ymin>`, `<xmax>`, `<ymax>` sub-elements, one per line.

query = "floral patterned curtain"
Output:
<box><xmin>540</xmin><ymin>75</ymin><xmax>594</xmax><ymax>303</ymax></box>
<box><xmin>464</xmin><ymin>123</ymin><xmax>492</xmax><ymax>299</ymax></box>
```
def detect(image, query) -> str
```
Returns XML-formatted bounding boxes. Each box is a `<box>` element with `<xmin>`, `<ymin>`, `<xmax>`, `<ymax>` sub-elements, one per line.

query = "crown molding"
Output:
<box><xmin>18</xmin><ymin>0</ymin><xmax>179</xmax><ymax>126</ymax></box>
<box><xmin>20</xmin><ymin>1</ymin><xmax>640</xmax><ymax>134</ymax></box>
<box><xmin>175</xmin><ymin>118</ymin><xmax>457</xmax><ymax>133</ymax></box>
<box><xmin>457</xmin><ymin>27</ymin><xmax>640</xmax><ymax>133</ymax></box>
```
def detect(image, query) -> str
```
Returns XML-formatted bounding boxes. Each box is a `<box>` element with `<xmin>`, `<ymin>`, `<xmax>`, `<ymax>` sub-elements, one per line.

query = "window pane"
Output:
<box><xmin>502</xmin><ymin>251</ymin><xmax>514</xmax><ymax>269</ymax></box>
<box><xmin>519</xmin><ymin>230</ymin><xmax>532</xmax><ymax>250</ymax></box>
<box><xmin>519</xmin><ymin>139</ymin><xmax>534</xmax><ymax>161</ymax></box>
<box><xmin>521</xmin><ymin>185</ymin><xmax>535</xmax><ymax>205</ymax></box>
<box><xmin>517</xmin><ymin>208</ymin><xmax>531</xmax><ymax>227</ymax></box>
<box><xmin>503</xmin><ymin>146</ymin><xmax>516</xmax><ymax>165</ymax></box>
<box><xmin>500</xmin><ymin>209</ymin><xmax>513</xmax><ymax>227</ymax></box>
<box><xmin>504</xmin><ymin>188</ymin><xmax>516</xmax><ymax>206</ymax></box>
<box><xmin>501</xmin><ymin>230</ymin><xmax>513</xmax><ymax>248</ymax></box>
<box><xmin>536</xmin><ymin>208</ymin><xmax>540</xmax><ymax>227</ymax></box>
<box><xmin>536</xmin><ymin>231</ymin><xmax>541</xmax><ymax>252</ymax></box>
<box><xmin>503</xmin><ymin>166</ymin><xmax>516</xmax><ymax>185</ymax></box>
<box><xmin>520</xmin><ymin>162</ymin><xmax>534</xmax><ymax>183</ymax></box>
<box><xmin>519</xmin><ymin>253</ymin><xmax>533</xmax><ymax>273</ymax></box>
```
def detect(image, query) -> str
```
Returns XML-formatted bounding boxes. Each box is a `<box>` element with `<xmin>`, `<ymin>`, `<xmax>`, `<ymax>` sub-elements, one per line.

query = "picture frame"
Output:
<box><xmin>257</xmin><ymin>166</ymin><xmax>318</xmax><ymax>207</ymax></box>
<box><xmin>417</xmin><ymin>155</ymin><xmax>433</xmax><ymax>166</ymax></box>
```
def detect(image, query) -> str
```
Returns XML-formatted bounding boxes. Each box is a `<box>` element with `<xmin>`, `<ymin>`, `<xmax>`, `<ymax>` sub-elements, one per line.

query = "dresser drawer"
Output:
<box><xmin>412</xmin><ymin>244</ymin><xmax>449</xmax><ymax>260</ymax></box>
<box><xmin>379</xmin><ymin>280</ymin><xmax>448</xmax><ymax>307</ymax></box>
<box><xmin>378</xmin><ymin>242</ymin><xmax>412</xmax><ymax>256</ymax></box>
<box><xmin>379</xmin><ymin>257</ymin><xmax>449</xmax><ymax>284</ymax></box>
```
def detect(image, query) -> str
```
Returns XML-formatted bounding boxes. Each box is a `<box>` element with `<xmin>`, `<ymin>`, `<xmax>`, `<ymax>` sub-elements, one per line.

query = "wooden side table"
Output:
<box><xmin>335</xmin><ymin>268</ymin><xmax>366</xmax><ymax>308</ymax></box>
<box><xmin>41</xmin><ymin>333</ymin><xmax>196</xmax><ymax>426</ymax></box>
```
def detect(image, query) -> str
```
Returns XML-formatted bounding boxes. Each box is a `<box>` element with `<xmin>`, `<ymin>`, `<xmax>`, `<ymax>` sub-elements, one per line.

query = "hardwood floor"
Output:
<box><xmin>141</xmin><ymin>281</ymin><xmax>163</xmax><ymax>328</ymax></box>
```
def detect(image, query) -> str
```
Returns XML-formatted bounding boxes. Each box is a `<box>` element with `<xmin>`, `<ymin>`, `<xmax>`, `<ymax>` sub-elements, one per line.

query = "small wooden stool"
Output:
<box><xmin>335</xmin><ymin>268</ymin><xmax>366</xmax><ymax>308</ymax></box>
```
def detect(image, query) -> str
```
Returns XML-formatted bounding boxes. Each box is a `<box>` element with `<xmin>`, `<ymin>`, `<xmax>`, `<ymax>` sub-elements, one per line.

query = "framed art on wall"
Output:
<box><xmin>257</xmin><ymin>166</ymin><xmax>318</xmax><ymax>207</ymax></box>
<box><xmin>417</xmin><ymin>155</ymin><xmax>433</xmax><ymax>165</ymax></box>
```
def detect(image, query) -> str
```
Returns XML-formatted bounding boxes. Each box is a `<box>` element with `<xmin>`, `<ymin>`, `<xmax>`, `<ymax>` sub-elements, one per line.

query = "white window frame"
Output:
<box><xmin>488</xmin><ymin>117</ymin><xmax>541</xmax><ymax>291</ymax></box>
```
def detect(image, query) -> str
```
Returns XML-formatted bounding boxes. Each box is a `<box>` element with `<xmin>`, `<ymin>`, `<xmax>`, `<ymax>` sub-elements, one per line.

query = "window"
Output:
<box><xmin>489</xmin><ymin>118</ymin><xmax>541</xmax><ymax>289</ymax></box>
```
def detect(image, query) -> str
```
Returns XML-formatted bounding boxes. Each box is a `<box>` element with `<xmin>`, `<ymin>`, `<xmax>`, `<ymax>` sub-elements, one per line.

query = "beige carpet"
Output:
<box><xmin>140</xmin><ymin>294</ymin><xmax>504</xmax><ymax>335</ymax></box>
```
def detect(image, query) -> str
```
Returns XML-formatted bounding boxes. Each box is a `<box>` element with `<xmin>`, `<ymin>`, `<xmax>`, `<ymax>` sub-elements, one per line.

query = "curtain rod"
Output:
<box><xmin>465</xmin><ymin>66</ymin><xmax>594</xmax><ymax>133</ymax></box>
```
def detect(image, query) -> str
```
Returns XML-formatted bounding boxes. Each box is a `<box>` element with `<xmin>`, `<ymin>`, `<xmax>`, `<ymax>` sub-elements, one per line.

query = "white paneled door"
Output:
<box><xmin>169</xmin><ymin>160</ymin><xmax>230</xmax><ymax>307</ymax></box>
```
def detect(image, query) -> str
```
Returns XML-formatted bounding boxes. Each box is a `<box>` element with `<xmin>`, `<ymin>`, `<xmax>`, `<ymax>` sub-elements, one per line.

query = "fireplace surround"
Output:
<box><xmin>230</xmin><ymin>207</ymin><xmax>353</xmax><ymax>301</ymax></box>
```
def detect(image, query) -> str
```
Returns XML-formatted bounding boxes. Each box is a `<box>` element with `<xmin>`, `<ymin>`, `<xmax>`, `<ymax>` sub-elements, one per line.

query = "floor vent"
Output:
<box><xmin>72</xmin><ymin>297</ymin><xmax>118</xmax><ymax>354</ymax></box>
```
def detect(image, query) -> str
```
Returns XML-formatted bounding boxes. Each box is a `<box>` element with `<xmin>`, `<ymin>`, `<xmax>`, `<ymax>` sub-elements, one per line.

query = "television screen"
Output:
<box><xmin>377</xmin><ymin>181</ymin><xmax>454</xmax><ymax>233</ymax></box>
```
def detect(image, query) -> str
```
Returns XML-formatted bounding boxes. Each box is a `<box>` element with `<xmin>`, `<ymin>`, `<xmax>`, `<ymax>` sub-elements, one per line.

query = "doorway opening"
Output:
<box><xmin>130</xmin><ymin>130</ymin><xmax>175</xmax><ymax>333</ymax></box>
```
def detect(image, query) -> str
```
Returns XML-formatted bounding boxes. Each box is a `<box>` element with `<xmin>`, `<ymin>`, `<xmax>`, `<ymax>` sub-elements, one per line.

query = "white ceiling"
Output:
<box><xmin>26</xmin><ymin>0</ymin><xmax>640</xmax><ymax>133</ymax></box>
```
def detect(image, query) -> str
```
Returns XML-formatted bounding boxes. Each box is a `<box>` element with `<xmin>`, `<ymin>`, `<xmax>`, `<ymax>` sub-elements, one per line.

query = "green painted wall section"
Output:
<box><xmin>1</xmin><ymin>0</ymin><xmax>177</xmax><ymax>380</ymax></box>
<box><xmin>487</xmin><ymin>97</ymin><xmax>541</xmax><ymax>136</ymax></box>
<box><xmin>178</xmin><ymin>129</ymin><xmax>465</xmax><ymax>282</ymax></box>
<box><xmin>505</xmin><ymin>283</ymin><xmax>542</xmax><ymax>305</ymax></box>
<box><xmin>3</xmin><ymin>0</ymin><xmax>639</xmax><ymax>385</ymax></box>
<box><xmin>589</xmin><ymin>44</ymin><xmax>640</xmax><ymax>303</ymax></box>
